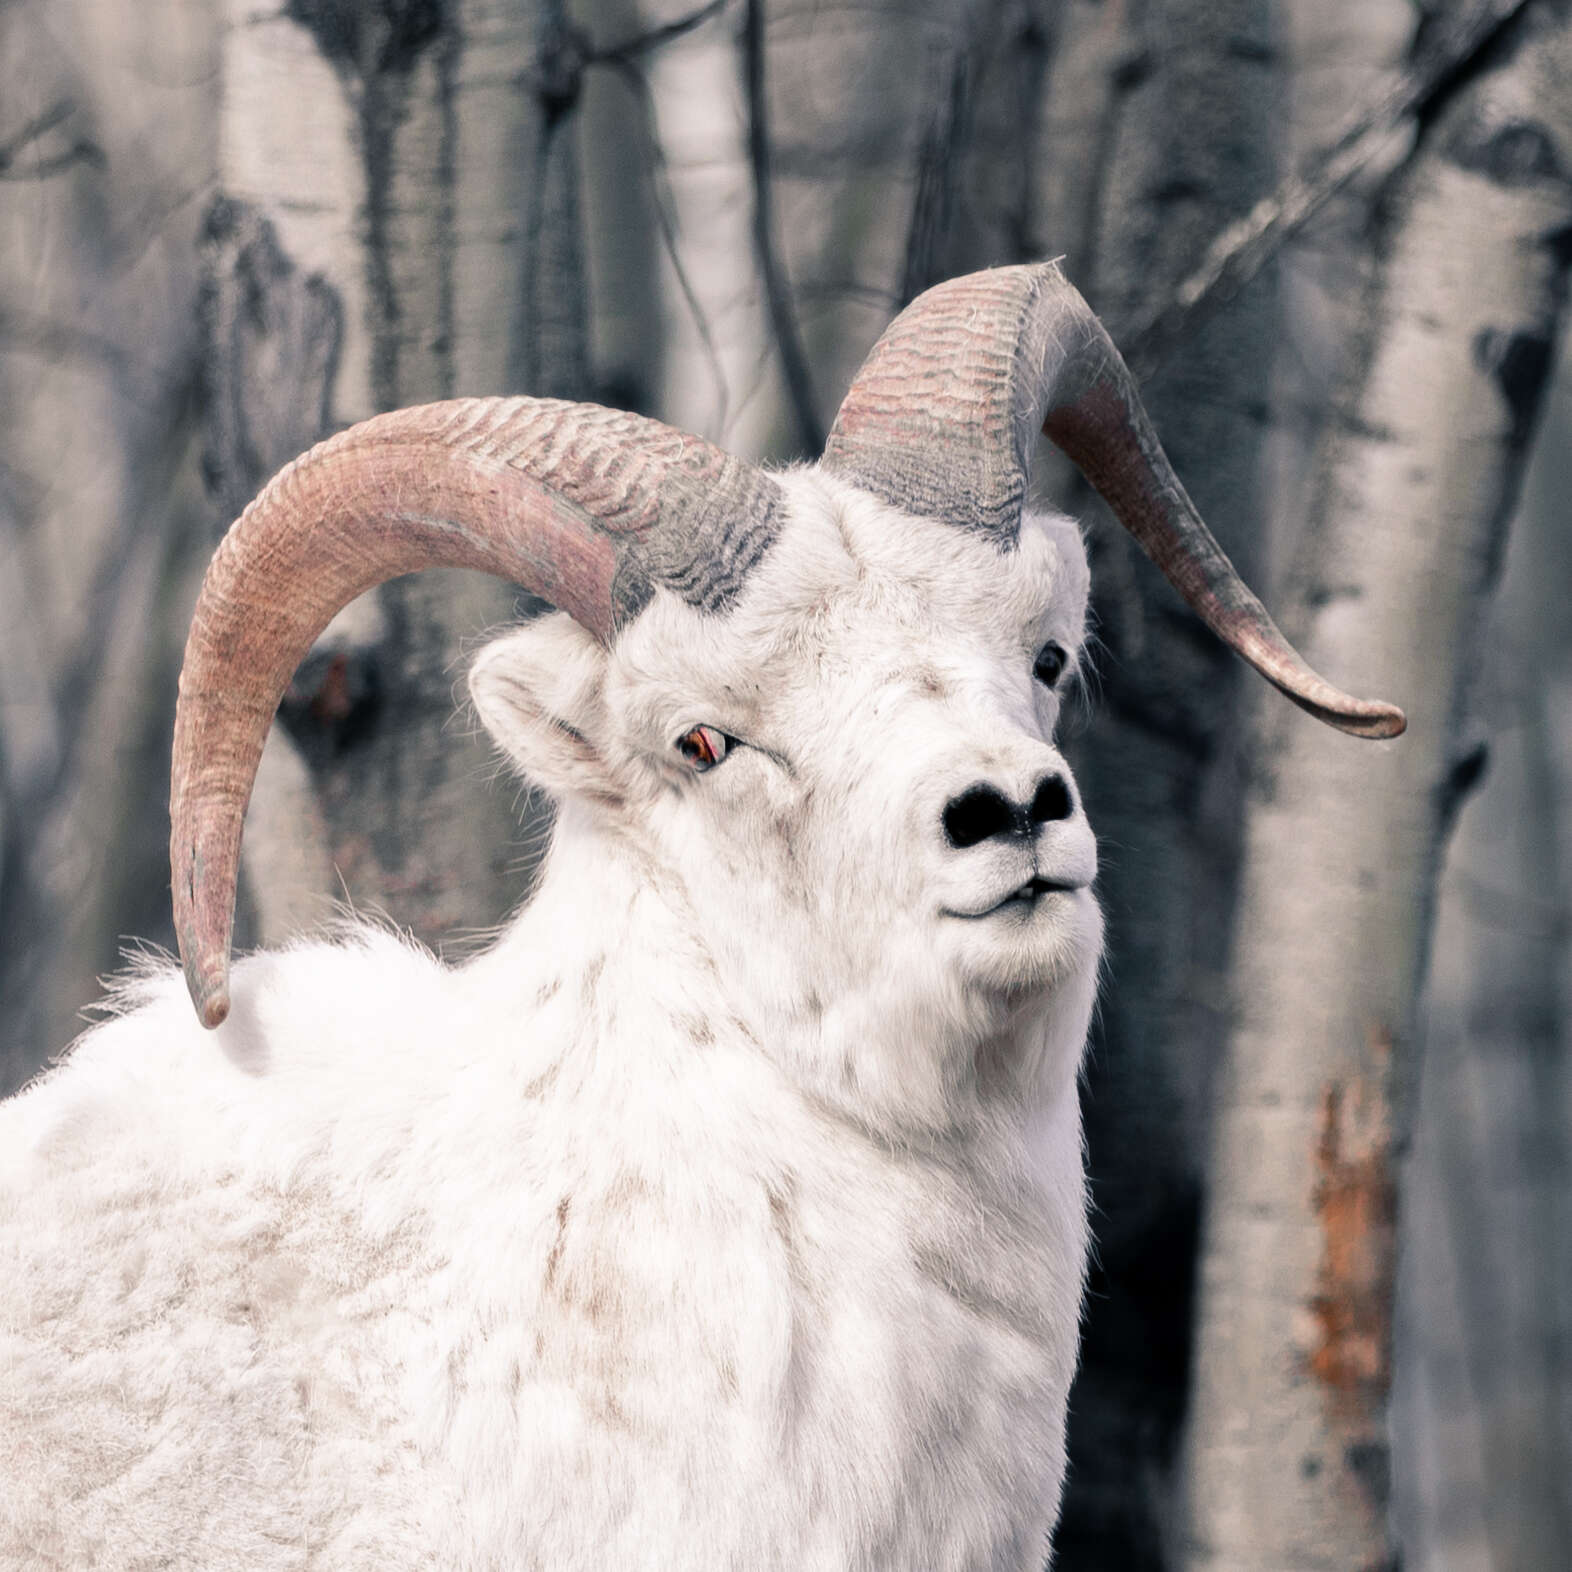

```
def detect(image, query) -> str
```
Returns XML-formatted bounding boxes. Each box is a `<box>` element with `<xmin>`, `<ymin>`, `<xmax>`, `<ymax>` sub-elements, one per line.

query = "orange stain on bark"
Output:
<box><xmin>1306</xmin><ymin>1026</ymin><xmax>1397</xmax><ymax>1412</ymax></box>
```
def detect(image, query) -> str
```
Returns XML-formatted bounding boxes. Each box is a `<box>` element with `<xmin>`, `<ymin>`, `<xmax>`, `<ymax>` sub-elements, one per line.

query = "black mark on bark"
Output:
<box><xmin>534</xmin><ymin>11</ymin><xmax>591</xmax><ymax>119</ymax></box>
<box><xmin>1543</xmin><ymin>222</ymin><xmax>1572</xmax><ymax>269</ymax></box>
<box><xmin>1344</xmin><ymin>1439</ymin><xmax>1392</xmax><ymax>1512</ymax></box>
<box><xmin>288</xmin><ymin>0</ymin><xmax>449</xmax><ymax>410</ymax></box>
<box><xmin>1147</xmin><ymin>177</ymin><xmax>1207</xmax><ymax>209</ymax></box>
<box><xmin>1443</xmin><ymin>111</ymin><xmax>1563</xmax><ymax>187</ymax></box>
<box><xmin>1437</xmin><ymin>737</ymin><xmax>1490</xmax><ymax>837</ymax></box>
<box><xmin>1111</xmin><ymin>49</ymin><xmax>1154</xmax><ymax>94</ymax></box>
<box><xmin>1473</xmin><ymin>327</ymin><xmax>1555</xmax><ymax>448</ymax></box>
<box><xmin>1224</xmin><ymin>35</ymin><xmax>1276</xmax><ymax>65</ymax></box>
<box><xmin>0</xmin><ymin>100</ymin><xmax>104</xmax><ymax>180</ymax></box>
<box><xmin>200</xmin><ymin>196</ymin><xmax>342</xmax><ymax>522</ymax></box>
<box><xmin>1306</xmin><ymin>582</ymin><xmax>1366</xmax><ymax>609</ymax></box>
<box><xmin>286</xmin><ymin>0</ymin><xmax>446</xmax><ymax>78</ymax></box>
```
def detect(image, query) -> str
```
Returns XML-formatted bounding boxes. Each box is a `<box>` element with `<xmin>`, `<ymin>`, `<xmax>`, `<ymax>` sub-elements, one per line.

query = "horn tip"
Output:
<box><xmin>1280</xmin><ymin>679</ymin><xmax>1407</xmax><ymax>740</ymax></box>
<box><xmin>1328</xmin><ymin>699</ymin><xmax>1407</xmax><ymax>740</ymax></box>
<box><xmin>182</xmin><ymin>954</ymin><xmax>231</xmax><ymax>1030</ymax></box>
<box><xmin>1374</xmin><ymin>705</ymin><xmax>1407</xmax><ymax>739</ymax></box>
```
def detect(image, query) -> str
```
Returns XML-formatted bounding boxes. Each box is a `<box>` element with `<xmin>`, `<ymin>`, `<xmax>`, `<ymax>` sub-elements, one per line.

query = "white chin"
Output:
<box><xmin>952</xmin><ymin>888</ymin><xmax>1101</xmax><ymax>995</ymax></box>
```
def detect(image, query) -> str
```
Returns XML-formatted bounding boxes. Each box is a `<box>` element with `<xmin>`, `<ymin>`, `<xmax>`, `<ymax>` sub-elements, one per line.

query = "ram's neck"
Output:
<box><xmin>474</xmin><ymin>810</ymin><xmax>1093</xmax><ymax>1144</ymax></box>
<box><xmin>765</xmin><ymin>986</ymin><xmax>1091</xmax><ymax>1141</ymax></box>
<box><xmin>473</xmin><ymin>806</ymin><xmax>725</xmax><ymax>1054</ymax></box>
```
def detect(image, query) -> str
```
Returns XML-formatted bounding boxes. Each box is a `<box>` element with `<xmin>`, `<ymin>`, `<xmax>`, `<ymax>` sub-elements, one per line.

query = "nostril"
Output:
<box><xmin>1029</xmin><ymin>773</ymin><xmax>1074</xmax><ymax>825</ymax></box>
<box><xmin>943</xmin><ymin>785</ymin><xmax>1018</xmax><ymax>850</ymax></box>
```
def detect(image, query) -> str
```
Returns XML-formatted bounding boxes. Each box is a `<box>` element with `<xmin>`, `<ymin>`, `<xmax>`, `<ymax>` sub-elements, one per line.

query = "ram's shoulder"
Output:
<box><xmin>0</xmin><ymin>926</ymin><xmax>474</xmax><ymax>1352</ymax></box>
<box><xmin>1</xmin><ymin>925</ymin><xmax>472</xmax><ymax>1197</ymax></box>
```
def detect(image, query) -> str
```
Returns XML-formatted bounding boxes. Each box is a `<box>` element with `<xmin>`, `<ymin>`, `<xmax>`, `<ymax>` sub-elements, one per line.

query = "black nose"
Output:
<box><xmin>943</xmin><ymin>774</ymin><xmax>1074</xmax><ymax>849</ymax></box>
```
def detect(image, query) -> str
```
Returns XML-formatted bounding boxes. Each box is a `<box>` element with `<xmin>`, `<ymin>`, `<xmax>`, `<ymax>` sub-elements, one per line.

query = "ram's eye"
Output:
<box><xmin>1033</xmin><ymin>641</ymin><xmax>1069</xmax><ymax>688</ymax></box>
<box><xmin>675</xmin><ymin>724</ymin><xmax>729</xmax><ymax>771</ymax></box>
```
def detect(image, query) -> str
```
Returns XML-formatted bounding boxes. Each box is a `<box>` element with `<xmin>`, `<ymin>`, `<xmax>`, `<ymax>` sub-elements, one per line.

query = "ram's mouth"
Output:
<box><xmin>946</xmin><ymin>876</ymin><xmax>1087</xmax><ymax>921</ymax></box>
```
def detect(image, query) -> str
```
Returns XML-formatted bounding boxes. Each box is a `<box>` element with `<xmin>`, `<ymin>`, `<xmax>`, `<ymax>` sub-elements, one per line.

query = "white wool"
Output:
<box><xmin>0</xmin><ymin>473</ymin><xmax>1102</xmax><ymax>1570</ymax></box>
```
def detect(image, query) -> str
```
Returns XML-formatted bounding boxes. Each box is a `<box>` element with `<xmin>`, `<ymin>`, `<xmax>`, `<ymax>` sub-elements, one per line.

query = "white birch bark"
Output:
<box><xmin>637</xmin><ymin>0</ymin><xmax>780</xmax><ymax>451</ymax></box>
<box><xmin>1180</xmin><ymin>9</ymin><xmax>1572</xmax><ymax>1568</ymax></box>
<box><xmin>1265</xmin><ymin>0</ymin><xmax>1415</xmax><ymax>593</ymax></box>
<box><xmin>211</xmin><ymin>0</ymin><xmax>577</xmax><ymax>954</ymax></box>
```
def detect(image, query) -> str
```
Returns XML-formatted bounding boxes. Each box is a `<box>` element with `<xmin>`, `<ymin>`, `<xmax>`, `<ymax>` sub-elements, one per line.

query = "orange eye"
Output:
<box><xmin>676</xmin><ymin>724</ymin><xmax>729</xmax><ymax>771</ymax></box>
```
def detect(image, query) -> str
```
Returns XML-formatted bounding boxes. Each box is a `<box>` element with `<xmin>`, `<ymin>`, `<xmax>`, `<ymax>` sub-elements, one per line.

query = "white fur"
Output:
<box><xmin>0</xmin><ymin>472</ymin><xmax>1102</xmax><ymax>1570</ymax></box>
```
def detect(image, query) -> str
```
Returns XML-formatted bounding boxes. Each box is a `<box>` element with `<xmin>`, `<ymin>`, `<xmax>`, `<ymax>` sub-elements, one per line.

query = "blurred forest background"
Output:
<box><xmin>1</xmin><ymin>0</ymin><xmax>1568</xmax><ymax>1567</ymax></box>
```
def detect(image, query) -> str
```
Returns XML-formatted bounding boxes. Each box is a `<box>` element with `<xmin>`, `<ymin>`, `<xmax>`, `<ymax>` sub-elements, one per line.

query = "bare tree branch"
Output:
<box><xmin>1125</xmin><ymin>0</ymin><xmax>1536</xmax><ymax>381</ymax></box>
<box><xmin>594</xmin><ymin>0</ymin><xmax>731</xmax><ymax>66</ymax></box>
<box><xmin>743</xmin><ymin>0</ymin><xmax>825</xmax><ymax>455</ymax></box>
<box><xmin>602</xmin><ymin>55</ymin><xmax>732</xmax><ymax>433</ymax></box>
<box><xmin>0</xmin><ymin>100</ymin><xmax>104</xmax><ymax>180</ymax></box>
<box><xmin>900</xmin><ymin>43</ymin><xmax>970</xmax><ymax>308</ymax></box>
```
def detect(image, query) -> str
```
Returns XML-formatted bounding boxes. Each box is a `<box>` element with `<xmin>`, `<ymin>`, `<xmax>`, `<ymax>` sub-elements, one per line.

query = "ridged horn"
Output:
<box><xmin>823</xmin><ymin>263</ymin><xmax>1406</xmax><ymax>742</ymax></box>
<box><xmin>172</xmin><ymin>396</ymin><xmax>782</xmax><ymax>1029</ymax></box>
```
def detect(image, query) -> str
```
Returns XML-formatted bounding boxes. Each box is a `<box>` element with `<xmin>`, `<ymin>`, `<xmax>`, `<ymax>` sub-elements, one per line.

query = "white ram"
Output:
<box><xmin>0</xmin><ymin>264</ymin><xmax>1402</xmax><ymax>1570</ymax></box>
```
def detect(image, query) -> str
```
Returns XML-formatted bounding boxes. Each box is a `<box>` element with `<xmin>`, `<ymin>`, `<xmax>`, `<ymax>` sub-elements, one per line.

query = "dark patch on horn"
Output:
<box><xmin>822</xmin><ymin>269</ymin><xmax>1036</xmax><ymax>540</ymax></box>
<box><xmin>823</xmin><ymin>263</ymin><xmax>1406</xmax><ymax>741</ymax></box>
<box><xmin>172</xmin><ymin>394</ymin><xmax>781</xmax><ymax>1026</ymax></box>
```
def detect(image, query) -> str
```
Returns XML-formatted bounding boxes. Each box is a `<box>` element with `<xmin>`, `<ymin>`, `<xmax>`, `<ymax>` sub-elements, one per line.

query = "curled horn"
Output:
<box><xmin>172</xmin><ymin>396</ymin><xmax>782</xmax><ymax>1029</ymax></box>
<box><xmin>823</xmin><ymin>263</ymin><xmax>1406</xmax><ymax>742</ymax></box>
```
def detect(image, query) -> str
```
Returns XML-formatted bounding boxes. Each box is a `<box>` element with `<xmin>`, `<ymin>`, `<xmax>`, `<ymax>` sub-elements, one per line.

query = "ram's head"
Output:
<box><xmin>171</xmin><ymin>264</ymin><xmax>1404</xmax><ymax>1044</ymax></box>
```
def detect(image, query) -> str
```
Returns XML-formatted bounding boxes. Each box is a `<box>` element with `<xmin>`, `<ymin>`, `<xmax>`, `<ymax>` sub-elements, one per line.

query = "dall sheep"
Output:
<box><xmin>0</xmin><ymin>263</ymin><xmax>1402</xmax><ymax>1570</ymax></box>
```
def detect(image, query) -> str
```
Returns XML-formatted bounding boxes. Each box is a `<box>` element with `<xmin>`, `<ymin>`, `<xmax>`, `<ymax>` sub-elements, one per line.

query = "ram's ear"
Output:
<box><xmin>469</xmin><ymin>614</ymin><xmax>620</xmax><ymax>802</ymax></box>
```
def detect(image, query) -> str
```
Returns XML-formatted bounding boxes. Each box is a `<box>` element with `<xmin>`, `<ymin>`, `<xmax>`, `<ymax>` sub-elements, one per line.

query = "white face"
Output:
<box><xmin>470</xmin><ymin>470</ymin><xmax>1102</xmax><ymax>1118</ymax></box>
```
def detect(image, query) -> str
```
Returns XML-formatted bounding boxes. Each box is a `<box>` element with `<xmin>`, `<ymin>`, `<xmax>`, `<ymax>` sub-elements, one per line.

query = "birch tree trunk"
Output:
<box><xmin>1394</xmin><ymin>344</ymin><xmax>1572</xmax><ymax>1570</ymax></box>
<box><xmin>0</xmin><ymin>0</ymin><xmax>217</xmax><ymax>1090</ymax></box>
<box><xmin>1004</xmin><ymin>4</ymin><xmax>1284</xmax><ymax>1560</ymax></box>
<box><xmin>1180</xmin><ymin>7</ymin><xmax>1572</xmax><ymax>1567</ymax></box>
<box><xmin>207</xmin><ymin>0</ymin><xmax>587</xmax><ymax>952</ymax></box>
<box><xmin>635</xmin><ymin>0</ymin><xmax>781</xmax><ymax>452</ymax></box>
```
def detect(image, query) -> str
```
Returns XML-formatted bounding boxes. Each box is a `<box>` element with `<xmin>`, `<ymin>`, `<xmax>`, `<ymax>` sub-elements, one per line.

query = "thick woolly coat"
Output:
<box><xmin>0</xmin><ymin>477</ymin><xmax>1101</xmax><ymax>1570</ymax></box>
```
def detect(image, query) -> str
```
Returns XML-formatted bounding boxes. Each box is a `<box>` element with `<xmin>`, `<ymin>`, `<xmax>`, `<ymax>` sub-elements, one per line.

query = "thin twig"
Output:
<box><xmin>743</xmin><ymin>0</ymin><xmax>825</xmax><ymax>455</ymax></box>
<box><xmin>593</xmin><ymin>0</ymin><xmax>731</xmax><ymax>66</ymax></box>
<box><xmin>1124</xmin><ymin>0</ymin><xmax>1536</xmax><ymax>381</ymax></box>
<box><xmin>0</xmin><ymin>100</ymin><xmax>105</xmax><ymax>181</ymax></box>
